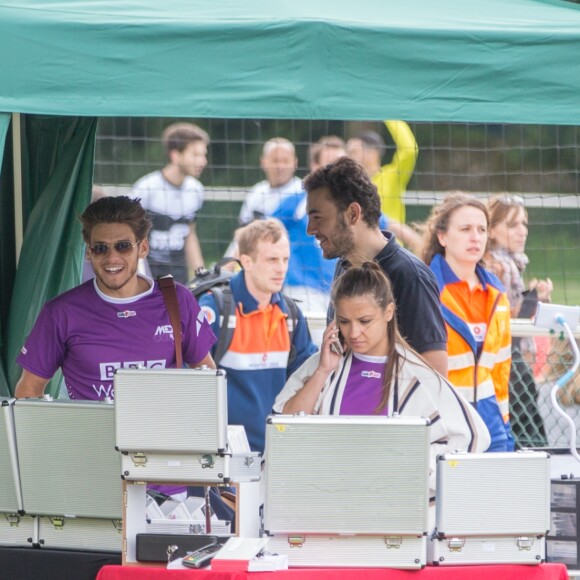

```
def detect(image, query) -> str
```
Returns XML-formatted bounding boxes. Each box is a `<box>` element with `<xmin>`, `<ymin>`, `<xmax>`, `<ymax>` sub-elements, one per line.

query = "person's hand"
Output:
<box><xmin>318</xmin><ymin>320</ymin><xmax>344</xmax><ymax>375</ymax></box>
<box><xmin>529</xmin><ymin>277</ymin><xmax>553</xmax><ymax>302</ymax></box>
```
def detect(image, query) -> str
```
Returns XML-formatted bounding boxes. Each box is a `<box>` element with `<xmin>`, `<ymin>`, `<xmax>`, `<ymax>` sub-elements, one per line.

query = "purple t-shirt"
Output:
<box><xmin>17</xmin><ymin>277</ymin><xmax>216</xmax><ymax>401</ymax></box>
<box><xmin>339</xmin><ymin>353</ymin><xmax>388</xmax><ymax>415</ymax></box>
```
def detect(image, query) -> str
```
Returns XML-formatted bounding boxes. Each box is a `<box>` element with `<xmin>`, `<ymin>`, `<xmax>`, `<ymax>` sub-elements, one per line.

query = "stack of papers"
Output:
<box><xmin>211</xmin><ymin>537</ymin><xmax>288</xmax><ymax>572</ymax></box>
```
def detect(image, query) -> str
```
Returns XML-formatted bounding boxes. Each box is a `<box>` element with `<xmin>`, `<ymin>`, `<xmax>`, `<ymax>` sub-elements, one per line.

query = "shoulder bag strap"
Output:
<box><xmin>158</xmin><ymin>275</ymin><xmax>183</xmax><ymax>368</ymax></box>
<box><xmin>281</xmin><ymin>294</ymin><xmax>299</xmax><ymax>368</ymax></box>
<box><xmin>213</xmin><ymin>287</ymin><xmax>234</xmax><ymax>366</ymax></box>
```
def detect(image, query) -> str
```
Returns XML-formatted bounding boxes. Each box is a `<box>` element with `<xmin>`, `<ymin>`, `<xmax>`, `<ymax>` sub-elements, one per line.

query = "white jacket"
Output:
<box><xmin>273</xmin><ymin>345</ymin><xmax>491</xmax><ymax>494</ymax></box>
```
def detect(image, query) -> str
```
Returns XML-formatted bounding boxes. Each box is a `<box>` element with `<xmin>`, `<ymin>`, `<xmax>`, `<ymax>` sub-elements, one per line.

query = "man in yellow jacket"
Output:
<box><xmin>346</xmin><ymin>120</ymin><xmax>418</xmax><ymax>225</ymax></box>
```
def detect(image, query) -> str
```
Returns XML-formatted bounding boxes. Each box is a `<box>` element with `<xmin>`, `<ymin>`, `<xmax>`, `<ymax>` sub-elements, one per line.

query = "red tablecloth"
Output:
<box><xmin>96</xmin><ymin>563</ymin><xmax>568</xmax><ymax>580</ymax></box>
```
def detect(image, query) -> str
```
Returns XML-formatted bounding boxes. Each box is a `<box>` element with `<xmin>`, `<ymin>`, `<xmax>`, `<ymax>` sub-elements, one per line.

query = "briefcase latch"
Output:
<box><xmin>288</xmin><ymin>535</ymin><xmax>305</xmax><ymax>548</ymax></box>
<box><xmin>6</xmin><ymin>513</ymin><xmax>20</xmax><ymax>527</ymax></box>
<box><xmin>130</xmin><ymin>452</ymin><xmax>148</xmax><ymax>467</ymax></box>
<box><xmin>448</xmin><ymin>537</ymin><xmax>466</xmax><ymax>552</ymax></box>
<box><xmin>385</xmin><ymin>536</ymin><xmax>403</xmax><ymax>549</ymax></box>
<box><xmin>49</xmin><ymin>516</ymin><xmax>65</xmax><ymax>530</ymax></box>
<box><xmin>517</xmin><ymin>536</ymin><xmax>533</xmax><ymax>550</ymax></box>
<box><xmin>200</xmin><ymin>454</ymin><xmax>215</xmax><ymax>469</ymax></box>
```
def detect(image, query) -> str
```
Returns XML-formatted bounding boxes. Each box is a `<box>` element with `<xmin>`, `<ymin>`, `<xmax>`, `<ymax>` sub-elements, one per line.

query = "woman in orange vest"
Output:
<box><xmin>421</xmin><ymin>193</ymin><xmax>514</xmax><ymax>452</ymax></box>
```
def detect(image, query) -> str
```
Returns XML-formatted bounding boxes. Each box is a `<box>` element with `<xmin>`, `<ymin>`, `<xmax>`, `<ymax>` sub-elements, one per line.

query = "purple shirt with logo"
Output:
<box><xmin>17</xmin><ymin>277</ymin><xmax>216</xmax><ymax>401</ymax></box>
<box><xmin>339</xmin><ymin>353</ymin><xmax>388</xmax><ymax>415</ymax></box>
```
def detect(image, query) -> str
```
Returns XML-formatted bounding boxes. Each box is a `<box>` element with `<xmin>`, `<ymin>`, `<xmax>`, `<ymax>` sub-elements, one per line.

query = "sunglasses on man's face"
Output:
<box><xmin>89</xmin><ymin>240</ymin><xmax>140</xmax><ymax>257</ymax></box>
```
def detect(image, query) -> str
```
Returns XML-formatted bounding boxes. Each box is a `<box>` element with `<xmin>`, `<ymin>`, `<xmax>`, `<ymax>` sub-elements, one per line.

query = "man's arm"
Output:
<box><xmin>188</xmin><ymin>352</ymin><xmax>216</xmax><ymax>369</ymax></box>
<box><xmin>421</xmin><ymin>349</ymin><xmax>448</xmax><ymax>378</ymax></box>
<box><xmin>15</xmin><ymin>370</ymin><xmax>50</xmax><ymax>399</ymax></box>
<box><xmin>185</xmin><ymin>222</ymin><xmax>205</xmax><ymax>275</ymax></box>
<box><xmin>376</xmin><ymin>120</ymin><xmax>419</xmax><ymax>223</ymax></box>
<box><xmin>384</xmin><ymin>120</ymin><xmax>418</xmax><ymax>176</ymax></box>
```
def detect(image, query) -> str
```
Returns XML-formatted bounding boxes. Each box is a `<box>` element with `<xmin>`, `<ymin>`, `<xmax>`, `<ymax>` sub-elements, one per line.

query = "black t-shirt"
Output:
<box><xmin>330</xmin><ymin>231</ymin><xmax>447</xmax><ymax>354</ymax></box>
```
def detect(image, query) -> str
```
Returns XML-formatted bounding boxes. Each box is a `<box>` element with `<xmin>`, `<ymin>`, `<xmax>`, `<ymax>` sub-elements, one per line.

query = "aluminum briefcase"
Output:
<box><xmin>14</xmin><ymin>398</ymin><xmax>122</xmax><ymax>551</ymax></box>
<box><xmin>547</xmin><ymin>474</ymin><xmax>580</xmax><ymax>570</ymax></box>
<box><xmin>115</xmin><ymin>367</ymin><xmax>228</xmax><ymax>454</ymax></box>
<box><xmin>263</xmin><ymin>415</ymin><xmax>430</xmax><ymax>569</ymax></box>
<box><xmin>430</xmin><ymin>450</ymin><xmax>551</xmax><ymax>566</ymax></box>
<box><xmin>119</xmin><ymin>448</ymin><xmax>260</xmax><ymax>484</ymax></box>
<box><xmin>0</xmin><ymin>399</ymin><xmax>36</xmax><ymax>547</ymax></box>
<box><xmin>37</xmin><ymin>515</ymin><xmax>122</xmax><ymax>551</ymax></box>
<box><xmin>115</xmin><ymin>368</ymin><xmax>260</xmax><ymax>483</ymax></box>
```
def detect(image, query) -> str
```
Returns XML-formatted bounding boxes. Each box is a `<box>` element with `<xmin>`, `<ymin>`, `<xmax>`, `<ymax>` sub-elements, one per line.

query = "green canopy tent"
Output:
<box><xmin>2</xmin><ymin>0</ymin><xmax>580</xmax><ymax>122</ymax></box>
<box><xmin>1</xmin><ymin>0</ymin><xmax>580</xmax><ymax>395</ymax></box>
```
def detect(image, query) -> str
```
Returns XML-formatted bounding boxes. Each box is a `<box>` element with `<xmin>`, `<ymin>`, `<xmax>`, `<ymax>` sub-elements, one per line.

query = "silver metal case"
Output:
<box><xmin>114</xmin><ymin>368</ymin><xmax>259</xmax><ymax>483</ymax></box>
<box><xmin>547</xmin><ymin>476</ymin><xmax>580</xmax><ymax>570</ymax></box>
<box><xmin>0</xmin><ymin>399</ymin><xmax>22</xmax><ymax>514</ymax></box>
<box><xmin>14</xmin><ymin>399</ymin><xmax>122</xmax><ymax>521</ymax></box>
<box><xmin>431</xmin><ymin>450</ymin><xmax>551</xmax><ymax>565</ymax></box>
<box><xmin>263</xmin><ymin>415</ymin><xmax>430</xmax><ymax>569</ymax></box>
<box><xmin>119</xmin><ymin>449</ymin><xmax>261</xmax><ymax>483</ymax></box>
<box><xmin>114</xmin><ymin>367</ymin><xmax>228</xmax><ymax>454</ymax></box>
<box><xmin>0</xmin><ymin>398</ymin><xmax>36</xmax><ymax>547</ymax></box>
<box><xmin>0</xmin><ymin>512</ymin><xmax>37</xmax><ymax>548</ymax></box>
<box><xmin>38</xmin><ymin>515</ymin><xmax>122</xmax><ymax>551</ymax></box>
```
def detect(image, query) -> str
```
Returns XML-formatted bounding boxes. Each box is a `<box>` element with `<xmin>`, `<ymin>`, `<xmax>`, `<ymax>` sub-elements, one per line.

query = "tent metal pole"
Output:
<box><xmin>12</xmin><ymin>113</ymin><xmax>23</xmax><ymax>266</ymax></box>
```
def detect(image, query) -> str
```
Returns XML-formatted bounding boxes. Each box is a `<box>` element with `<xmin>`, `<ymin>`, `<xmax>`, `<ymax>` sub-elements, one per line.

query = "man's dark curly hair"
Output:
<box><xmin>302</xmin><ymin>157</ymin><xmax>381</xmax><ymax>228</ymax></box>
<box><xmin>79</xmin><ymin>196</ymin><xmax>152</xmax><ymax>243</ymax></box>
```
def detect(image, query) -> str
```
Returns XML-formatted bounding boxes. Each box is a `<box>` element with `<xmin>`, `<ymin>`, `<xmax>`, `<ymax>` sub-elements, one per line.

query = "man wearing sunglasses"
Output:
<box><xmin>15</xmin><ymin>196</ymin><xmax>217</xmax><ymax>401</ymax></box>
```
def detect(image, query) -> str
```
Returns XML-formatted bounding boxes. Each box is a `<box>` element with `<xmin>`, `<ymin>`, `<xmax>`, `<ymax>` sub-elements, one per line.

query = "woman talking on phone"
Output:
<box><xmin>274</xmin><ymin>261</ymin><xmax>490</xmax><ymax>489</ymax></box>
<box><xmin>421</xmin><ymin>193</ymin><xmax>514</xmax><ymax>452</ymax></box>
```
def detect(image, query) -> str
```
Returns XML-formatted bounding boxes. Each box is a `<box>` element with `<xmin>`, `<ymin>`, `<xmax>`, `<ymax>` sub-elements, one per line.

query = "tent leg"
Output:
<box><xmin>12</xmin><ymin>113</ymin><xmax>23</xmax><ymax>266</ymax></box>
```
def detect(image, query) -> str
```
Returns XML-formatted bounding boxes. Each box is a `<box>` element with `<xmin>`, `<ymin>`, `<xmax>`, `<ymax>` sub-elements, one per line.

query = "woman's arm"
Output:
<box><xmin>273</xmin><ymin>353</ymin><xmax>321</xmax><ymax>413</ymax></box>
<box><xmin>274</xmin><ymin>321</ymin><xmax>343</xmax><ymax>414</ymax></box>
<box><xmin>282</xmin><ymin>366</ymin><xmax>333</xmax><ymax>414</ymax></box>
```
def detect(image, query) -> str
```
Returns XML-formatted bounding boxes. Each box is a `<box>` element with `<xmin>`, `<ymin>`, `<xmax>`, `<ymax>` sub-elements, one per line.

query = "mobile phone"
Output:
<box><xmin>330</xmin><ymin>339</ymin><xmax>343</xmax><ymax>356</ymax></box>
<box><xmin>181</xmin><ymin>543</ymin><xmax>223</xmax><ymax>569</ymax></box>
<box><xmin>330</xmin><ymin>319</ymin><xmax>344</xmax><ymax>356</ymax></box>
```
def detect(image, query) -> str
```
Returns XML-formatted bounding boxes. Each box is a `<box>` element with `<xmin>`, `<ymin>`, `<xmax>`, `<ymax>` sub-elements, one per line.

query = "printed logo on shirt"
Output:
<box><xmin>361</xmin><ymin>370</ymin><xmax>381</xmax><ymax>379</ymax></box>
<box><xmin>153</xmin><ymin>325</ymin><xmax>174</xmax><ymax>342</ymax></box>
<box><xmin>20</xmin><ymin>346</ymin><xmax>27</xmax><ymax>355</ymax></box>
<box><xmin>468</xmin><ymin>322</ymin><xmax>487</xmax><ymax>343</ymax></box>
<box><xmin>91</xmin><ymin>383</ymin><xmax>115</xmax><ymax>399</ymax></box>
<box><xmin>99</xmin><ymin>359</ymin><xmax>166</xmax><ymax>381</ymax></box>
<box><xmin>201</xmin><ymin>305</ymin><xmax>216</xmax><ymax>325</ymax></box>
<box><xmin>117</xmin><ymin>310</ymin><xmax>137</xmax><ymax>319</ymax></box>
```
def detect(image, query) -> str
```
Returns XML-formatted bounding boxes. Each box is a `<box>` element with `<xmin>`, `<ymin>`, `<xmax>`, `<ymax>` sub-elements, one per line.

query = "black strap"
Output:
<box><xmin>158</xmin><ymin>275</ymin><xmax>183</xmax><ymax>369</ymax></box>
<box><xmin>329</xmin><ymin>359</ymin><xmax>349</xmax><ymax>414</ymax></box>
<box><xmin>212</xmin><ymin>286</ymin><xmax>233</xmax><ymax>366</ymax></box>
<box><xmin>281</xmin><ymin>294</ymin><xmax>299</xmax><ymax>368</ymax></box>
<box><xmin>393</xmin><ymin>378</ymin><xmax>399</xmax><ymax>414</ymax></box>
